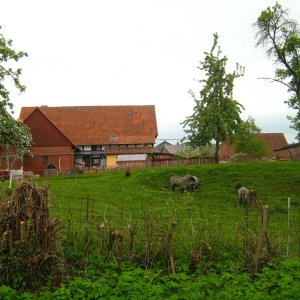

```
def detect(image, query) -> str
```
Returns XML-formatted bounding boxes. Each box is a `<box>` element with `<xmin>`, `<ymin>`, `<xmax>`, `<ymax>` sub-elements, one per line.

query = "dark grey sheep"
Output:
<box><xmin>170</xmin><ymin>175</ymin><xmax>196</xmax><ymax>193</ymax></box>
<box><xmin>184</xmin><ymin>175</ymin><xmax>200</xmax><ymax>191</ymax></box>
<box><xmin>235</xmin><ymin>183</ymin><xmax>250</xmax><ymax>205</ymax></box>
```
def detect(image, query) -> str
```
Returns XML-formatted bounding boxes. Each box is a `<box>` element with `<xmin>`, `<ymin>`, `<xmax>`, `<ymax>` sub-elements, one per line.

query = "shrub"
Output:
<box><xmin>0</xmin><ymin>180</ymin><xmax>66</xmax><ymax>290</ymax></box>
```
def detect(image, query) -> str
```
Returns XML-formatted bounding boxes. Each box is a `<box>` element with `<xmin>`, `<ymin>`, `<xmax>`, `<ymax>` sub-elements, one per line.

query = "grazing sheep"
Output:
<box><xmin>184</xmin><ymin>175</ymin><xmax>200</xmax><ymax>191</ymax></box>
<box><xmin>170</xmin><ymin>175</ymin><xmax>196</xmax><ymax>193</ymax></box>
<box><xmin>235</xmin><ymin>183</ymin><xmax>250</xmax><ymax>205</ymax></box>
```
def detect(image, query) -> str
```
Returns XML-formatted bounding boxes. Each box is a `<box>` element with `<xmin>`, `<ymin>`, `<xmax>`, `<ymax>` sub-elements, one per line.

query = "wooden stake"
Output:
<box><xmin>128</xmin><ymin>223</ymin><xmax>138</xmax><ymax>258</ymax></box>
<box><xmin>257</xmin><ymin>205</ymin><xmax>271</xmax><ymax>256</ymax></box>
<box><xmin>249</xmin><ymin>190</ymin><xmax>258</xmax><ymax>207</ymax></box>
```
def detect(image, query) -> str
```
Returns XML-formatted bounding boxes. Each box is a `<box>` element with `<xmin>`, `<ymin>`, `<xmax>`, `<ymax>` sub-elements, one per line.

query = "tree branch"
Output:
<box><xmin>257</xmin><ymin>76</ymin><xmax>295</xmax><ymax>92</ymax></box>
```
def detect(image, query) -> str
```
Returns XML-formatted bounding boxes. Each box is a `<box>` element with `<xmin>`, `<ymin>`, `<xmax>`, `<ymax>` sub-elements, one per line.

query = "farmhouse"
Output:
<box><xmin>219</xmin><ymin>133</ymin><xmax>290</xmax><ymax>161</ymax></box>
<box><xmin>19</xmin><ymin>105</ymin><xmax>158</xmax><ymax>175</ymax></box>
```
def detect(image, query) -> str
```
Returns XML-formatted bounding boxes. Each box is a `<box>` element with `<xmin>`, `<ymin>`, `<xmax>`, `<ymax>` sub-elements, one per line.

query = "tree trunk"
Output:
<box><xmin>214</xmin><ymin>141</ymin><xmax>220</xmax><ymax>163</ymax></box>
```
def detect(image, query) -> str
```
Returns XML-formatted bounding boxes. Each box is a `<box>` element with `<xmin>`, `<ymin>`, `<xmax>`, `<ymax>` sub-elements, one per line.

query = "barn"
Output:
<box><xmin>19</xmin><ymin>105</ymin><xmax>158</xmax><ymax>176</ymax></box>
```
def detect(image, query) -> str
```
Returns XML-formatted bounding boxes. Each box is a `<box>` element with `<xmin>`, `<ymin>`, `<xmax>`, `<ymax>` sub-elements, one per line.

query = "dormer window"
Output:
<box><xmin>110</xmin><ymin>135</ymin><xmax>118</xmax><ymax>142</ymax></box>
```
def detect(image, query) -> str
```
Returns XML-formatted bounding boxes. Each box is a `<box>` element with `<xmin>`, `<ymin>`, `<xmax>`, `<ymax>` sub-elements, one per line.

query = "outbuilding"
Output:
<box><xmin>116</xmin><ymin>154</ymin><xmax>147</xmax><ymax>169</ymax></box>
<box><xmin>274</xmin><ymin>143</ymin><xmax>300</xmax><ymax>161</ymax></box>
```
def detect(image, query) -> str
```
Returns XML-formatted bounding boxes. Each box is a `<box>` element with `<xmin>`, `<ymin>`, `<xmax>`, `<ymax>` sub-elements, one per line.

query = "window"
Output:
<box><xmin>92</xmin><ymin>157</ymin><xmax>100</xmax><ymax>165</ymax></box>
<box><xmin>128</xmin><ymin>111</ymin><xmax>133</xmax><ymax>117</ymax></box>
<box><xmin>110</xmin><ymin>135</ymin><xmax>118</xmax><ymax>142</ymax></box>
<box><xmin>84</xmin><ymin>145</ymin><xmax>91</xmax><ymax>151</ymax></box>
<box><xmin>42</xmin><ymin>156</ymin><xmax>48</xmax><ymax>164</ymax></box>
<box><xmin>91</xmin><ymin>145</ymin><xmax>101</xmax><ymax>151</ymax></box>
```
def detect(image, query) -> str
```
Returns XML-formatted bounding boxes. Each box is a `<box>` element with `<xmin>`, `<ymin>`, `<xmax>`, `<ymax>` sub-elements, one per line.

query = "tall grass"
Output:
<box><xmin>1</xmin><ymin>161</ymin><xmax>300</xmax><ymax>269</ymax></box>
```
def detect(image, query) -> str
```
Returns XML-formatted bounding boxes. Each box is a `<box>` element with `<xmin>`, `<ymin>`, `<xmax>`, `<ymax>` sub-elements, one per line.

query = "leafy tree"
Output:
<box><xmin>0</xmin><ymin>113</ymin><xmax>32</xmax><ymax>157</ymax></box>
<box><xmin>234</xmin><ymin>135</ymin><xmax>271</xmax><ymax>159</ymax></box>
<box><xmin>0</xmin><ymin>26</ymin><xmax>32</xmax><ymax>161</ymax></box>
<box><xmin>182</xmin><ymin>33</ymin><xmax>245</xmax><ymax>163</ymax></box>
<box><xmin>232</xmin><ymin>117</ymin><xmax>271</xmax><ymax>159</ymax></box>
<box><xmin>236</xmin><ymin>116</ymin><xmax>261</xmax><ymax>136</ymax></box>
<box><xmin>254</xmin><ymin>2</ymin><xmax>300</xmax><ymax>140</ymax></box>
<box><xmin>175</xmin><ymin>144</ymin><xmax>215</xmax><ymax>159</ymax></box>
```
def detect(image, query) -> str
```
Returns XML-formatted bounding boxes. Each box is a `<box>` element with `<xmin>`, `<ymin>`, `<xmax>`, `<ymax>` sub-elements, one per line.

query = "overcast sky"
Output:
<box><xmin>1</xmin><ymin>0</ymin><xmax>300</xmax><ymax>143</ymax></box>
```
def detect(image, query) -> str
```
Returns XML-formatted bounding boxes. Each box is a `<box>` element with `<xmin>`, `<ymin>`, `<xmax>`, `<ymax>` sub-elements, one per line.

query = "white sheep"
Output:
<box><xmin>235</xmin><ymin>183</ymin><xmax>250</xmax><ymax>205</ymax></box>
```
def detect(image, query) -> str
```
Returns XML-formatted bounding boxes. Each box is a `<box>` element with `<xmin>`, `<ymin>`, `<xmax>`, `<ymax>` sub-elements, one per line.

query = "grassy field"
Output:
<box><xmin>33</xmin><ymin>160</ymin><xmax>300</xmax><ymax>206</ymax></box>
<box><xmin>1</xmin><ymin>161</ymin><xmax>300</xmax><ymax>262</ymax></box>
<box><xmin>36</xmin><ymin>161</ymin><xmax>300</xmax><ymax>223</ymax></box>
<box><xmin>1</xmin><ymin>161</ymin><xmax>300</xmax><ymax>296</ymax></box>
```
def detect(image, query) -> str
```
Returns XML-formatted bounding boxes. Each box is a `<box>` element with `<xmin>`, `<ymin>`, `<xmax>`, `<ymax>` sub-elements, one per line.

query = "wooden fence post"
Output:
<box><xmin>249</xmin><ymin>190</ymin><xmax>258</xmax><ymax>207</ymax></box>
<box><xmin>256</xmin><ymin>205</ymin><xmax>271</xmax><ymax>260</ymax></box>
<box><xmin>128</xmin><ymin>223</ymin><xmax>138</xmax><ymax>259</ymax></box>
<box><xmin>261</xmin><ymin>205</ymin><xmax>270</xmax><ymax>253</ymax></box>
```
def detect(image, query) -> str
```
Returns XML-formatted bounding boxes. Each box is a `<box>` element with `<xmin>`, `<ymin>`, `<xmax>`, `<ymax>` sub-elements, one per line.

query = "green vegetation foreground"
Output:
<box><xmin>0</xmin><ymin>161</ymin><xmax>300</xmax><ymax>298</ymax></box>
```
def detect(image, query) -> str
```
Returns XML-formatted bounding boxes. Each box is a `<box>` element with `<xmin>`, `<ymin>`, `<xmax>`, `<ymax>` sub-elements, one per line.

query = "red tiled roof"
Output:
<box><xmin>20</xmin><ymin>105</ymin><xmax>158</xmax><ymax>145</ymax></box>
<box><xmin>255</xmin><ymin>133</ymin><xmax>288</xmax><ymax>151</ymax></box>
<box><xmin>274</xmin><ymin>142</ymin><xmax>300</xmax><ymax>151</ymax></box>
<box><xmin>255</xmin><ymin>133</ymin><xmax>289</xmax><ymax>158</ymax></box>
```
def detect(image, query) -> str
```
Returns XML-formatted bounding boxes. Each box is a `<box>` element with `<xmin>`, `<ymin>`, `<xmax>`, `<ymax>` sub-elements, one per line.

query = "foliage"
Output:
<box><xmin>0</xmin><ymin>180</ymin><xmax>65</xmax><ymax>290</ymax></box>
<box><xmin>0</xmin><ymin>26</ymin><xmax>32</xmax><ymax>158</ymax></box>
<box><xmin>175</xmin><ymin>144</ymin><xmax>215</xmax><ymax>159</ymax></box>
<box><xmin>254</xmin><ymin>2</ymin><xmax>300</xmax><ymax>140</ymax></box>
<box><xmin>227</xmin><ymin>116</ymin><xmax>266</xmax><ymax>159</ymax></box>
<box><xmin>234</xmin><ymin>135</ymin><xmax>272</xmax><ymax>159</ymax></box>
<box><xmin>0</xmin><ymin>112</ymin><xmax>32</xmax><ymax>158</ymax></box>
<box><xmin>182</xmin><ymin>33</ymin><xmax>245</xmax><ymax>163</ymax></box>
<box><xmin>0</xmin><ymin>257</ymin><xmax>299</xmax><ymax>299</ymax></box>
<box><xmin>235</xmin><ymin>116</ymin><xmax>261</xmax><ymax>136</ymax></box>
<box><xmin>230</xmin><ymin>152</ymin><xmax>249</xmax><ymax>162</ymax></box>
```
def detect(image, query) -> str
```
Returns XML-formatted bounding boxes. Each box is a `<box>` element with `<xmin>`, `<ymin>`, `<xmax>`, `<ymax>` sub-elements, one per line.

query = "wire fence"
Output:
<box><xmin>1</xmin><ymin>180</ymin><xmax>299</xmax><ymax>285</ymax></box>
<box><xmin>49</xmin><ymin>193</ymin><xmax>300</xmax><ymax>267</ymax></box>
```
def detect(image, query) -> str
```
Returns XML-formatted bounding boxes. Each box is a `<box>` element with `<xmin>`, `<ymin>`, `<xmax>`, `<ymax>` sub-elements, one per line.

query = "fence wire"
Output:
<box><xmin>49</xmin><ymin>193</ymin><xmax>300</xmax><ymax>261</ymax></box>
